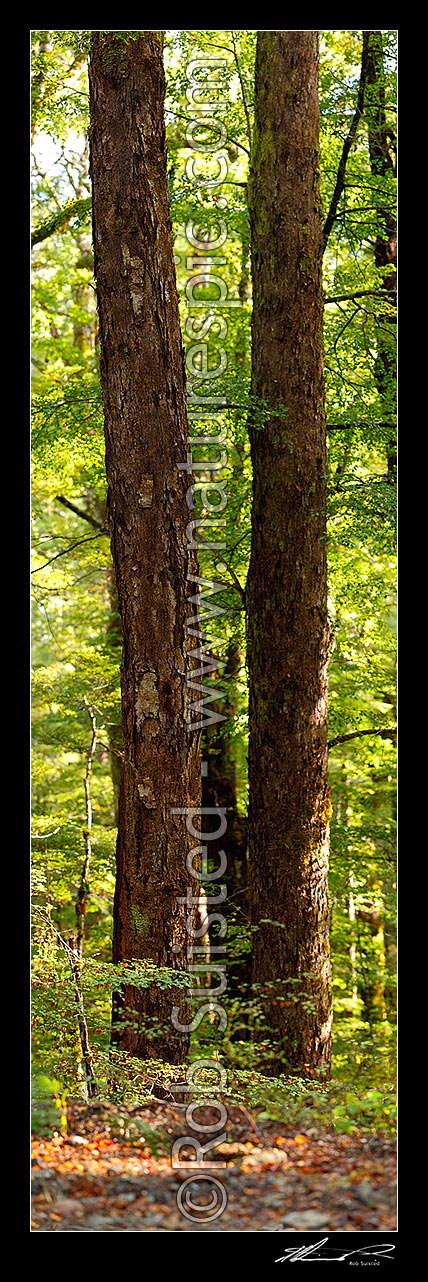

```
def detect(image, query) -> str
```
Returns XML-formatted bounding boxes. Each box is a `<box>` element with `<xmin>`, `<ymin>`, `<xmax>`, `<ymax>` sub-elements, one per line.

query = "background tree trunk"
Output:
<box><xmin>89</xmin><ymin>31</ymin><xmax>200</xmax><ymax>1063</ymax></box>
<box><xmin>246</xmin><ymin>30</ymin><xmax>332</xmax><ymax>1075</ymax></box>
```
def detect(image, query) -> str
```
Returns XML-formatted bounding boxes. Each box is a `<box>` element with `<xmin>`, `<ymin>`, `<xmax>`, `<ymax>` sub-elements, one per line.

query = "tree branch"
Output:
<box><xmin>55</xmin><ymin>494</ymin><xmax>104</xmax><ymax>529</ymax></box>
<box><xmin>231</xmin><ymin>31</ymin><xmax>252</xmax><ymax>151</ymax></box>
<box><xmin>31</xmin><ymin>531</ymin><xmax>107</xmax><ymax>575</ymax></box>
<box><xmin>322</xmin><ymin>32</ymin><xmax>370</xmax><ymax>253</ymax></box>
<box><xmin>31</xmin><ymin>196</ymin><xmax>92</xmax><ymax>248</ymax></box>
<box><xmin>328</xmin><ymin>725</ymin><xmax>397</xmax><ymax>749</ymax></box>
<box><xmin>215</xmin><ymin>556</ymin><xmax>246</xmax><ymax>603</ymax></box>
<box><xmin>167</xmin><ymin>108</ymin><xmax>250</xmax><ymax>158</ymax></box>
<box><xmin>324</xmin><ymin>289</ymin><xmax>395</xmax><ymax>305</ymax></box>
<box><xmin>210</xmin><ymin>404</ymin><xmax>395</xmax><ymax>433</ymax></box>
<box><xmin>327</xmin><ymin>420</ymin><xmax>395</xmax><ymax>432</ymax></box>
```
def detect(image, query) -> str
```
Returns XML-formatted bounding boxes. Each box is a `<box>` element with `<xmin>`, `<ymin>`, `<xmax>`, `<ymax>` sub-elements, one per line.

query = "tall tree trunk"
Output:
<box><xmin>246</xmin><ymin>31</ymin><xmax>332</xmax><ymax>1076</ymax></box>
<box><xmin>89</xmin><ymin>32</ymin><xmax>200</xmax><ymax>1063</ymax></box>
<box><xmin>366</xmin><ymin>31</ymin><xmax>397</xmax><ymax>482</ymax></box>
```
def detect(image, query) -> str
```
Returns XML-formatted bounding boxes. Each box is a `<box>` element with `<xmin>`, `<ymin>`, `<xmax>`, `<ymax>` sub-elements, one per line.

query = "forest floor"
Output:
<box><xmin>31</xmin><ymin>1097</ymin><xmax>396</xmax><ymax>1233</ymax></box>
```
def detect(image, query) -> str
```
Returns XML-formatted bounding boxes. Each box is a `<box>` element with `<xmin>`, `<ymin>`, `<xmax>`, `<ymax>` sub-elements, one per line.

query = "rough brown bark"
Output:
<box><xmin>246</xmin><ymin>31</ymin><xmax>332</xmax><ymax>1075</ymax></box>
<box><xmin>89</xmin><ymin>32</ymin><xmax>200</xmax><ymax>1062</ymax></box>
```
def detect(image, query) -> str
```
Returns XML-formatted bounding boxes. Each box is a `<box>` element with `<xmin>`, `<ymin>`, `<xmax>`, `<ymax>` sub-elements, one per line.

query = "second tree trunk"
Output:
<box><xmin>246</xmin><ymin>31</ymin><xmax>332</xmax><ymax>1075</ymax></box>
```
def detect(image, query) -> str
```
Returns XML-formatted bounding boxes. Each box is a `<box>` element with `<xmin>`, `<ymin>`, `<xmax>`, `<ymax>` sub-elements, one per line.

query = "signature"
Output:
<box><xmin>275</xmin><ymin>1238</ymin><xmax>395</xmax><ymax>1263</ymax></box>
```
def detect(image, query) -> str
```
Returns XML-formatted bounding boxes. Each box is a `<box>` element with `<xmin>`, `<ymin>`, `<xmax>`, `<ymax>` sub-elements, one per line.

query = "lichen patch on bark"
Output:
<box><xmin>136</xmin><ymin>671</ymin><xmax>159</xmax><ymax>723</ymax></box>
<box><xmin>137</xmin><ymin>777</ymin><xmax>156</xmax><ymax>808</ymax></box>
<box><xmin>138</xmin><ymin>476</ymin><xmax>153</xmax><ymax>507</ymax></box>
